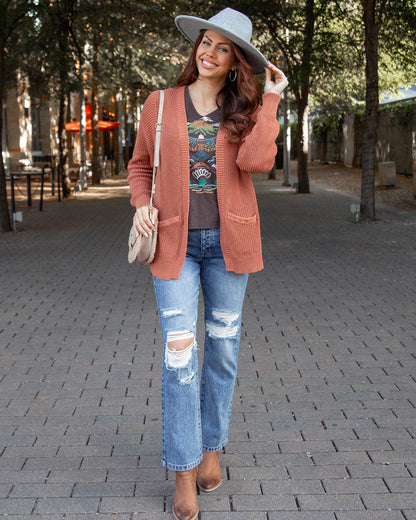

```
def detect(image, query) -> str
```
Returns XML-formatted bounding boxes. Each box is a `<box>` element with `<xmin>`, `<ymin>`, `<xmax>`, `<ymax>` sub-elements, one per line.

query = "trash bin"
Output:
<box><xmin>378</xmin><ymin>161</ymin><xmax>396</xmax><ymax>186</ymax></box>
<box><xmin>275</xmin><ymin>143</ymin><xmax>284</xmax><ymax>169</ymax></box>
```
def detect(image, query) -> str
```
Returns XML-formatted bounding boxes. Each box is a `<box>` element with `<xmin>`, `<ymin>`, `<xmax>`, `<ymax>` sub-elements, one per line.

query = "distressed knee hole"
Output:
<box><xmin>206</xmin><ymin>310</ymin><xmax>240</xmax><ymax>339</ymax></box>
<box><xmin>213</xmin><ymin>310</ymin><xmax>240</xmax><ymax>324</ymax></box>
<box><xmin>165</xmin><ymin>331</ymin><xmax>194</xmax><ymax>369</ymax></box>
<box><xmin>161</xmin><ymin>308</ymin><xmax>183</xmax><ymax>318</ymax></box>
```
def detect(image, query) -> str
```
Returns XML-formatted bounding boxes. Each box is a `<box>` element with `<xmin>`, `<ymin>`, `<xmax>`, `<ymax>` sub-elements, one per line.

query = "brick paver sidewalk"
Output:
<box><xmin>0</xmin><ymin>175</ymin><xmax>415</xmax><ymax>519</ymax></box>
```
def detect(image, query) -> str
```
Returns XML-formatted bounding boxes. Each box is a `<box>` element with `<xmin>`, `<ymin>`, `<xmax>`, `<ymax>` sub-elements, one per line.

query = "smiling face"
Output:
<box><xmin>195</xmin><ymin>30</ymin><xmax>237</xmax><ymax>84</ymax></box>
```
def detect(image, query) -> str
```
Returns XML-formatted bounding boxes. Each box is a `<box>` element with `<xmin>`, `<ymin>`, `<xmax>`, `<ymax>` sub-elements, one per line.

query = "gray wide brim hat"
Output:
<box><xmin>175</xmin><ymin>7</ymin><xmax>267</xmax><ymax>75</ymax></box>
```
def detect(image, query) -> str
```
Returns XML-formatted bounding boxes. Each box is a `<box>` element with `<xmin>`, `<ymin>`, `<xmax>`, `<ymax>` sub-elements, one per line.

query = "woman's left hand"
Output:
<box><xmin>264</xmin><ymin>62</ymin><xmax>288</xmax><ymax>95</ymax></box>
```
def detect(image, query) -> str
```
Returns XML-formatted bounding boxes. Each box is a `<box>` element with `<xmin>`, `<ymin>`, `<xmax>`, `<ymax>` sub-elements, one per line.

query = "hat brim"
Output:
<box><xmin>175</xmin><ymin>15</ymin><xmax>267</xmax><ymax>75</ymax></box>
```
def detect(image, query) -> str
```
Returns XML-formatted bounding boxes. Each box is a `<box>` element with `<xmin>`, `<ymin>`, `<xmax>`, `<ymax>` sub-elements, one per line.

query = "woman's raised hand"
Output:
<box><xmin>264</xmin><ymin>62</ymin><xmax>288</xmax><ymax>95</ymax></box>
<box><xmin>133</xmin><ymin>206</ymin><xmax>158</xmax><ymax>238</ymax></box>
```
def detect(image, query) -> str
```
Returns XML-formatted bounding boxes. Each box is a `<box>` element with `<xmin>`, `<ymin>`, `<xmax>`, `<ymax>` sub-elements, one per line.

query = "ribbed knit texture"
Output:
<box><xmin>128</xmin><ymin>86</ymin><xmax>280</xmax><ymax>280</ymax></box>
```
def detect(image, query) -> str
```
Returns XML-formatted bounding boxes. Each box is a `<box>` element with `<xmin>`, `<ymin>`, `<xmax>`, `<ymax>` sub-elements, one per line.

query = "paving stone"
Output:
<box><xmin>322</xmin><ymin>477</ymin><xmax>388</xmax><ymax>494</ymax></box>
<box><xmin>33</xmin><ymin>497</ymin><xmax>100</xmax><ymax>514</ymax></box>
<box><xmin>0</xmin><ymin>458</ymin><xmax>25</xmax><ymax>471</ymax></box>
<box><xmin>336</xmin><ymin>512</ymin><xmax>404</xmax><ymax>520</ymax></box>
<box><xmin>347</xmin><ymin>463</ymin><xmax>411</xmax><ymax>478</ymax></box>
<box><xmin>227</xmin><ymin>466</ymin><xmax>289</xmax><ymax>481</ymax></box>
<box><xmin>56</xmin><ymin>445</ymin><xmax>112</xmax><ymax>457</ymax></box>
<box><xmin>108</xmin><ymin>467</ymin><xmax>165</xmax><ymax>483</ymax></box>
<box><xmin>288</xmin><ymin>465</ymin><xmax>350</xmax><ymax>480</ymax></box>
<box><xmin>190</xmin><ymin>494</ymin><xmax>230</xmax><ymax>512</ymax></box>
<box><xmin>384</xmin><ymin>477</ymin><xmax>416</xmax><ymax>493</ymax></box>
<box><xmin>402</xmin><ymin>511</ymin><xmax>416</xmax><ymax>520</ymax></box>
<box><xmin>312</xmin><ymin>452</ymin><xmax>373</xmax><ymax>466</ymax></box>
<box><xmin>46</xmin><ymin>469</ymin><xmax>107</xmax><ymax>483</ymax></box>
<box><xmin>353</xmin><ymin>428</ymin><xmax>412</xmax><ymax>440</ymax></box>
<box><xmin>1</xmin><ymin>175</ymin><xmax>416</xmax><ymax>517</ymax></box>
<box><xmin>368</xmin><ymin>451</ymin><xmax>416</xmax><ymax>464</ymax></box>
<box><xmin>99</xmin><ymin>496</ymin><xmax>165</xmax><ymax>513</ymax></box>
<box><xmin>0</xmin><ymin>470</ymin><xmax>49</xmax><ymax>484</ymax></box>
<box><xmin>0</xmin><ymin>516</ymin><xmax>65</xmax><ymax>520</ymax></box>
<box><xmin>362</xmin><ymin>493</ymin><xmax>416</xmax><ymax>510</ymax></box>
<box><xmin>202</xmin><ymin>514</ymin><xmax>268</xmax><ymax>520</ymax></box>
<box><xmin>232</xmin><ymin>494</ymin><xmax>297</xmax><ymax>511</ymax></box>
<box><xmin>268</xmin><ymin>514</ymin><xmax>336</xmax><ymax>520</ymax></box>
<box><xmin>66</xmin><ymin>516</ymin><xmax>132</xmax><ymax>520</ymax></box>
<box><xmin>261</xmin><ymin>479</ymin><xmax>325</xmax><ymax>495</ymax></box>
<box><xmin>297</xmin><ymin>494</ymin><xmax>365</xmax><ymax>511</ymax></box>
<box><xmin>254</xmin><ymin>452</ymin><xmax>316</xmax><ymax>467</ymax></box>
<box><xmin>22</xmin><ymin>457</ymin><xmax>82</xmax><ymax>471</ymax></box>
<box><xmin>9</xmin><ymin>483</ymin><xmax>73</xmax><ymax>498</ymax></box>
<box><xmin>0</xmin><ymin>498</ymin><xmax>36</xmax><ymax>514</ymax></box>
<box><xmin>72</xmin><ymin>482</ymin><xmax>135</xmax><ymax>497</ymax></box>
<box><xmin>0</xmin><ymin>484</ymin><xmax>11</xmax><ymax>498</ymax></box>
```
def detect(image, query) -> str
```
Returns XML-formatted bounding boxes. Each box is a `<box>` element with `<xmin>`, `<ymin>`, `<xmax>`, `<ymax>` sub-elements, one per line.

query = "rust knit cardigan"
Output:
<box><xmin>128</xmin><ymin>86</ymin><xmax>281</xmax><ymax>280</ymax></box>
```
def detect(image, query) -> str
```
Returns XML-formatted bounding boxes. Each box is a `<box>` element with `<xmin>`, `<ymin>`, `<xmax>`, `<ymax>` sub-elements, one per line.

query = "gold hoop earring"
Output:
<box><xmin>229</xmin><ymin>69</ymin><xmax>237</xmax><ymax>82</ymax></box>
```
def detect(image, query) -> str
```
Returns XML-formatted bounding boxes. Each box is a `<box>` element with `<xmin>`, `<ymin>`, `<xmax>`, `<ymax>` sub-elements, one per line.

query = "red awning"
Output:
<box><xmin>64</xmin><ymin>120</ymin><xmax>120</xmax><ymax>133</ymax></box>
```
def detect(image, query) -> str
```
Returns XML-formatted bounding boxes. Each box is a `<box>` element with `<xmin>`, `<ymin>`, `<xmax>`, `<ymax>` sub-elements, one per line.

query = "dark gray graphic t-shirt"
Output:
<box><xmin>185</xmin><ymin>86</ymin><xmax>221</xmax><ymax>230</ymax></box>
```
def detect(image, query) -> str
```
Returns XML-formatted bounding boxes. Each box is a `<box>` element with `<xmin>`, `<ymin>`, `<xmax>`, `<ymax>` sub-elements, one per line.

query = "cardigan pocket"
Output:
<box><xmin>156</xmin><ymin>215</ymin><xmax>182</xmax><ymax>260</ymax></box>
<box><xmin>226</xmin><ymin>212</ymin><xmax>257</xmax><ymax>225</ymax></box>
<box><xmin>158</xmin><ymin>215</ymin><xmax>180</xmax><ymax>228</ymax></box>
<box><xmin>225</xmin><ymin>211</ymin><xmax>261</xmax><ymax>257</ymax></box>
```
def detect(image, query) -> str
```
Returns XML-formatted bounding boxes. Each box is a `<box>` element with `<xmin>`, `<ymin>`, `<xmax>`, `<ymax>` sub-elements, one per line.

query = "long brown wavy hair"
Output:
<box><xmin>177</xmin><ymin>31</ymin><xmax>260</xmax><ymax>142</ymax></box>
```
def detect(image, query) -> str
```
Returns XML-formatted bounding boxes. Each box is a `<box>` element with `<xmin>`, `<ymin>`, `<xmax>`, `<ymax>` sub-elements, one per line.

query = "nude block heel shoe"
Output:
<box><xmin>197</xmin><ymin>451</ymin><xmax>222</xmax><ymax>493</ymax></box>
<box><xmin>172</xmin><ymin>467</ymin><xmax>199</xmax><ymax>520</ymax></box>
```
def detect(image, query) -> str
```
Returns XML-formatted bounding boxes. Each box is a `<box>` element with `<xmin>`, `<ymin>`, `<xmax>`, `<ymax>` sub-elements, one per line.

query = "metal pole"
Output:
<box><xmin>283</xmin><ymin>22</ymin><xmax>291</xmax><ymax>186</ymax></box>
<box><xmin>283</xmin><ymin>87</ymin><xmax>291</xmax><ymax>186</ymax></box>
<box><xmin>117</xmin><ymin>88</ymin><xmax>124</xmax><ymax>173</ymax></box>
<box><xmin>79</xmin><ymin>88</ymin><xmax>87</xmax><ymax>190</ymax></box>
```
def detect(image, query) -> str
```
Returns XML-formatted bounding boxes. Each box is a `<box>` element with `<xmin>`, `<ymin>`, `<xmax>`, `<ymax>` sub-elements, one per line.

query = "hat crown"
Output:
<box><xmin>207</xmin><ymin>8</ymin><xmax>252</xmax><ymax>43</ymax></box>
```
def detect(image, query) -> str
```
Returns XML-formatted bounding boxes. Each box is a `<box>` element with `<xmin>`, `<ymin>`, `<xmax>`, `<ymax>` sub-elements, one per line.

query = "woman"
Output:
<box><xmin>128</xmin><ymin>7</ymin><xmax>288</xmax><ymax>520</ymax></box>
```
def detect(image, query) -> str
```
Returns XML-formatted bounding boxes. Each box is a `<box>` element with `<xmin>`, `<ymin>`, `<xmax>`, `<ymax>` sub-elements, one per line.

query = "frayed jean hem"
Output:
<box><xmin>162</xmin><ymin>454</ymin><xmax>203</xmax><ymax>471</ymax></box>
<box><xmin>202</xmin><ymin>439</ymin><xmax>227</xmax><ymax>453</ymax></box>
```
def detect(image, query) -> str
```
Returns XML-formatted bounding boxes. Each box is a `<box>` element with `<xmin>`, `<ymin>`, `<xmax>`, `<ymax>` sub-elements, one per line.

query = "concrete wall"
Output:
<box><xmin>377</xmin><ymin>108</ymin><xmax>415</xmax><ymax>175</ymax></box>
<box><xmin>309</xmin><ymin>124</ymin><xmax>343</xmax><ymax>164</ymax></box>
<box><xmin>3</xmin><ymin>86</ymin><xmax>63</xmax><ymax>170</ymax></box>
<box><xmin>5</xmin><ymin>86</ymin><xmax>32</xmax><ymax>167</ymax></box>
<box><xmin>310</xmin><ymin>101</ymin><xmax>416</xmax><ymax>175</ymax></box>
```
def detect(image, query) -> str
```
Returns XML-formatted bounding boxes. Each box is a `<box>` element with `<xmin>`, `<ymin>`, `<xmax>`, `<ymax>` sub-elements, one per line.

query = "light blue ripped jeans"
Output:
<box><xmin>153</xmin><ymin>229</ymin><xmax>248</xmax><ymax>471</ymax></box>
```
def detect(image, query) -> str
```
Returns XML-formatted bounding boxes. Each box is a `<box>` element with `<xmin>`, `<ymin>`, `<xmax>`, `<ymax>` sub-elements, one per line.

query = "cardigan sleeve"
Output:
<box><xmin>236</xmin><ymin>92</ymin><xmax>281</xmax><ymax>173</ymax></box>
<box><xmin>127</xmin><ymin>90</ymin><xmax>160</xmax><ymax>209</ymax></box>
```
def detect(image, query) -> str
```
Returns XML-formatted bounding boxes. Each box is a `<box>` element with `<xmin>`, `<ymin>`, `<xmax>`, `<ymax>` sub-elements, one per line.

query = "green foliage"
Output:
<box><xmin>311</xmin><ymin>112</ymin><xmax>343</xmax><ymax>139</ymax></box>
<box><xmin>379</xmin><ymin>98</ymin><xmax>416</xmax><ymax>125</ymax></box>
<box><xmin>0</xmin><ymin>0</ymin><xmax>38</xmax><ymax>87</ymax></box>
<box><xmin>3</xmin><ymin>1</ymin><xmax>416</xmax><ymax>133</ymax></box>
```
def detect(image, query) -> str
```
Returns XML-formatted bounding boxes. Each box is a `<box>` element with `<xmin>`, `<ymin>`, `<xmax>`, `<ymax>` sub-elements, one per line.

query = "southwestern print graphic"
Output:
<box><xmin>189</xmin><ymin>117</ymin><xmax>220</xmax><ymax>194</ymax></box>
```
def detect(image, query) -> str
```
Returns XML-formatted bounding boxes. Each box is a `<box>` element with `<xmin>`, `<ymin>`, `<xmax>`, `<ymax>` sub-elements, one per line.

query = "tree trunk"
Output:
<box><xmin>296</xmin><ymin>99</ymin><xmax>310</xmax><ymax>193</ymax></box>
<box><xmin>0</xmin><ymin>39</ymin><xmax>12</xmax><ymax>232</ymax></box>
<box><xmin>360</xmin><ymin>0</ymin><xmax>378</xmax><ymax>221</ymax></box>
<box><xmin>58</xmin><ymin>90</ymin><xmax>71</xmax><ymax>198</ymax></box>
<box><xmin>91</xmin><ymin>37</ymin><xmax>100</xmax><ymax>185</ymax></box>
<box><xmin>91</xmin><ymin>86</ymin><xmax>100</xmax><ymax>185</ymax></box>
<box><xmin>295</xmin><ymin>0</ymin><xmax>314</xmax><ymax>194</ymax></box>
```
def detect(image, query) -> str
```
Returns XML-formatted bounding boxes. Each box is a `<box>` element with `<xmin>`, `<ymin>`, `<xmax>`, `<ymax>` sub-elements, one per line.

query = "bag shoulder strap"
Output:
<box><xmin>149</xmin><ymin>90</ymin><xmax>164</xmax><ymax>211</ymax></box>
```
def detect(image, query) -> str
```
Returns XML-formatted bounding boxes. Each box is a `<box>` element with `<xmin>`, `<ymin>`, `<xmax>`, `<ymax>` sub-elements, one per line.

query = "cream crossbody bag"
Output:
<box><xmin>128</xmin><ymin>90</ymin><xmax>164</xmax><ymax>264</ymax></box>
